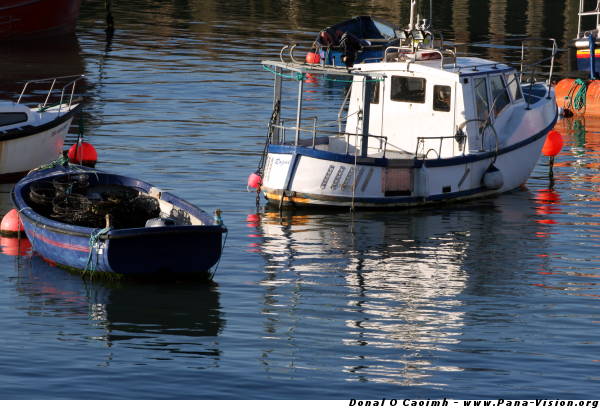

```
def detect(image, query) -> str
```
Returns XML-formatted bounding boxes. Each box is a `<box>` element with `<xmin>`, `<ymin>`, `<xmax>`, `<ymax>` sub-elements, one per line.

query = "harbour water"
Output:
<box><xmin>1</xmin><ymin>0</ymin><xmax>599</xmax><ymax>399</ymax></box>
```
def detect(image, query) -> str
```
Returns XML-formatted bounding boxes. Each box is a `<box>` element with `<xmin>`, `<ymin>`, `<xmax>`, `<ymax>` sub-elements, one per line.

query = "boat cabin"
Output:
<box><xmin>0</xmin><ymin>103</ymin><xmax>31</xmax><ymax>130</ymax></box>
<box><xmin>341</xmin><ymin>53</ymin><xmax>528</xmax><ymax>160</ymax></box>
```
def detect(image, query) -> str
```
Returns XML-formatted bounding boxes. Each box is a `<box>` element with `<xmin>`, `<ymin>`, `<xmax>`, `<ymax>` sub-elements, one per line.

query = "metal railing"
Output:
<box><xmin>455</xmin><ymin>37</ymin><xmax>558</xmax><ymax>87</ymax></box>
<box><xmin>383</xmin><ymin>45</ymin><xmax>457</xmax><ymax>69</ymax></box>
<box><xmin>577</xmin><ymin>0</ymin><xmax>600</xmax><ymax>39</ymax></box>
<box><xmin>268</xmin><ymin>121</ymin><xmax>389</xmax><ymax>157</ymax></box>
<box><xmin>17</xmin><ymin>74</ymin><xmax>85</xmax><ymax>114</ymax></box>
<box><xmin>415</xmin><ymin>135</ymin><xmax>467</xmax><ymax>160</ymax></box>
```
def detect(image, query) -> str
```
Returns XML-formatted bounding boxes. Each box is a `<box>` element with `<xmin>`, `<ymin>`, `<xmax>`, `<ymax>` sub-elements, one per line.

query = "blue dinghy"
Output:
<box><xmin>11</xmin><ymin>165</ymin><xmax>226</xmax><ymax>279</ymax></box>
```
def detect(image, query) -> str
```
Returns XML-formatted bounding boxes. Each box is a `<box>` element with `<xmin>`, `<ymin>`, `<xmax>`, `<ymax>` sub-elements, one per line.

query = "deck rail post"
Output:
<box><xmin>295</xmin><ymin>76</ymin><xmax>304</xmax><ymax>145</ymax></box>
<box><xmin>273</xmin><ymin>67</ymin><xmax>282</xmax><ymax>143</ymax></box>
<box><xmin>360</xmin><ymin>76</ymin><xmax>372</xmax><ymax>157</ymax></box>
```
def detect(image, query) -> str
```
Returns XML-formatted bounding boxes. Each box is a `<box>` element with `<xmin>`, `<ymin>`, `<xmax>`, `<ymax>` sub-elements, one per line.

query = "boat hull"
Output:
<box><xmin>0</xmin><ymin>108</ymin><xmax>77</xmax><ymax>183</ymax></box>
<box><xmin>12</xmin><ymin>167</ymin><xmax>226</xmax><ymax>278</ymax></box>
<box><xmin>575</xmin><ymin>48</ymin><xmax>600</xmax><ymax>74</ymax></box>
<box><xmin>0</xmin><ymin>0</ymin><xmax>81</xmax><ymax>41</ymax></box>
<box><xmin>23</xmin><ymin>219</ymin><xmax>225</xmax><ymax>277</ymax></box>
<box><xmin>260</xmin><ymin>115</ymin><xmax>557</xmax><ymax>208</ymax></box>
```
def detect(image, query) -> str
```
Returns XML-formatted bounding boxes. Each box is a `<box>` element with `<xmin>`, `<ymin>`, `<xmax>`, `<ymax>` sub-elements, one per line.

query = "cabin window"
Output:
<box><xmin>489</xmin><ymin>75</ymin><xmax>511</xmax><ymax>116</ymax></box>
<box><xmin>390</xmin><ymin>76</ymin><xmax>426</xmax><ymax>103</ymax></box>
<box><xmin>433</xmin><ymin>85</ymin><xmax>451</xmax><ymax>112</ymax></box>
<box><xmin>0</xmin><ymin>112</ymin><xmax>27</xmax><ymax>127</ymax></box>
<box><xmin>370</xmin><ymin>81</ymin><xmax>380</xmax><ymax>104</ymax></box>
<box><xmin>504</xmin><ymin>73</ymin><xmax>523</xmax><ymax>101</ymax></box>
<box><xmin>473</xmin><ymin>77</ymin><xmax>490</xmax><ymax>127</ymax></box>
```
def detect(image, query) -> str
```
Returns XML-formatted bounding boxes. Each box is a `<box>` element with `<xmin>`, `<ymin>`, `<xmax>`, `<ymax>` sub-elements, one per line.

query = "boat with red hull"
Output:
<box><xmin>0</xmin><ymin>0</ymin><xmax>81</xmax><ymax>41</ymax></box>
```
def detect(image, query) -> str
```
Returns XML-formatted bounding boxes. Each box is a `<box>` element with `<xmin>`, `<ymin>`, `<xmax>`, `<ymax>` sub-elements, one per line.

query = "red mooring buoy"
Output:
<box><xmin>247</xmin><ymin>173</ymin><xmax>262</xmax><ymax>189</ymax></box>
<box><xmin>542</xmin><ymin>130</ymin><xmax>564</xmax><ymax>157</ymax></box>
<box><xmin>67</xmin><ymin>142</ymin><xmax>98</xmax><ymax>167</ymax></box>
<box><xmin>0</xmin><ymin>209</ymin><xmax>25</xmax><ymax>237</ymax></box>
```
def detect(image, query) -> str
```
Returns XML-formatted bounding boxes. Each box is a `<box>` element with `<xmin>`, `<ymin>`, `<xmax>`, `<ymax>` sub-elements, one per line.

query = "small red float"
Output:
<box><xmin>0</xmin><ymin>209</ymin><xmax>25</xmax><ymax>237</ymax></box>
<box><xmin>247</xmin><ymin>173</ymin><xmax>262</xmax><ymax>189</ymax></box>
<box><xmin>305</xmin><ymin>52</ymin><xmax>320</xmax><ymax>64</ymax></box>
<box><xmin>542</xmin><ymin>130</ymin><xmax>564</xmax><ymax>157</ymax></box>
<box><xmin>67</xmin><ymin>142</ymin><xmax>98</xmax><ymax>167</ymax></box>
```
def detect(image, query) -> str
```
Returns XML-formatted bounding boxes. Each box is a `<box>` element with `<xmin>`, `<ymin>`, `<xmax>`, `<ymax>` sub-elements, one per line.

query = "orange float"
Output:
<box><xmin>542</xmin><ymin>130</ymin><xmax>564</xmax><ymax>157</ymax></box>
<box><xmin>554</xmin><ymin>78</ymin><xmax>600</xmax><ymax>116</ymax></box>
<box><xmin>305</xmin><ymin>52</ymin><xmax>320</xmax><ymax>64</ymax></box>
<box><xmin>555</xmin><ymin>78</ymin><xmax>585</xmax><ymax>115</ymax></box>
<box><xmin>584</xmin><ymin>80</ymin><xmax>600</xmax><ymax>115</ymax></box>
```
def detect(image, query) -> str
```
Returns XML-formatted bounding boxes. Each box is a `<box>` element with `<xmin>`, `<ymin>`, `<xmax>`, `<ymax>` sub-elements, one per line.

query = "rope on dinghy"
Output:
<box><xmin>209</xmin><ymin>230</ymin><xmax>228</xmax><ymax>282</ymax></box>
<box><xmin>208</xmin><ymin>211</ymin><xmax>227</xmax><ymax>281</ymax></box>
<box><xmin>83</xmin><ymin>226</ymin><xmax>110</xmax><ymax>277</ymax></box>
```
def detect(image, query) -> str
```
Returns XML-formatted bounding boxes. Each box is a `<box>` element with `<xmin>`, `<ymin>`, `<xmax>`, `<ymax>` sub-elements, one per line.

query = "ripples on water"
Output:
<box><xmin>1</xmin><ymin>0</ymin><xmax>600</xmax><ymax>399</ymax></box>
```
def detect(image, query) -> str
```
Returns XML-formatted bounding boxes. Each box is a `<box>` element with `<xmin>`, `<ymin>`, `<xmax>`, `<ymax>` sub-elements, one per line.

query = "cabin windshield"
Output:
<box><xmin>504</xmin><ymin>72</ymin><xmax>523</xmax><ymax>101</ymax></box>
<box><xmin>473</xmin><ymin>77</ymin><xmax>490</xmax><ymax>127</ymax></box>
<box><xmin>489</xmin><ymin>75</ymin><xmax>511</xmax><ymax>116</ymax></box>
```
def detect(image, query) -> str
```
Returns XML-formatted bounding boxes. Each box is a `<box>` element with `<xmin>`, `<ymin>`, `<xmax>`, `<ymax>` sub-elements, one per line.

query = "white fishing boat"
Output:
<box><xmin>251</xmin><ymin>3</ymin><xmax>558</xmax><ymax>209</ymax></box>
<box><xmin>0</xmin><ymin>75</ymin><xmax>83</xmax><ymax>183</ymax></box>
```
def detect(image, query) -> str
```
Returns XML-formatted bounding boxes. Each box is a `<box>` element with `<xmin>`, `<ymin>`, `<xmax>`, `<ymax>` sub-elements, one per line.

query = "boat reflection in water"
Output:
<box><xmin>0</xmin><ymin>33</ymin><xmax>85</xmax><ymax>96</ymax></box>
<box><xmin>13</xmin><ymin>256</ymin><xmax>224</xmax><ymax>363</ymax></box>
<box><xmin>249</xmin><ymin>191</ymin><xmax>551</xmax><ymax>385</ymax></box>
<box><xmin>554</xmin><ymin>116</ymin><xmax>600</xmax><ymax>177</ymax></box>
<box><xmin>0</xmin><ymin>187</ymin><xmax>31</xmax><ymax>257</ymax></box>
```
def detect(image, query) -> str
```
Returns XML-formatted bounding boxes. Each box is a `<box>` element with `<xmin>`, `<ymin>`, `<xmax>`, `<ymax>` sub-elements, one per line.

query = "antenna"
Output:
<box><xmin>409</xmin><ymin>0</ymin><xmax>416</xmax><ymax>31</ymax></box>
<box><xmin>429</xmin><ymin>0</ymin><xmax>433</xmax><ymax>29</ymax></box>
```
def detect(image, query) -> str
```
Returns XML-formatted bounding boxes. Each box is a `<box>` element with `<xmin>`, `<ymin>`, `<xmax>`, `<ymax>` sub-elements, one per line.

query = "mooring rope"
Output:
<box><xmin>565</xmin><ymin>78</ymin><xmax>587</xmax><ymax>115</ymax></box>
<box><xmin>27</xmin><ymin>155</ymin><xmax>70</xmax><ymax>175</ymax></box>
<box><xmin>83</xmin><ymin>226</ymin><xmax>110</xmax><ymax>277</ymax></box>
<box><xmin>209</xmin><ymin>229</ymin><xmax>228</xmax><ymax>282</ymax></box>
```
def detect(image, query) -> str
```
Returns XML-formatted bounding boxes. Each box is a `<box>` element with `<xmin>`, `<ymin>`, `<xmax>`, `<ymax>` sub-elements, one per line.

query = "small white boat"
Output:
<box><xmin>0</xmin><ymin>75</ymin><xmax>83</xmax><ymax>182</ymax></box>
<box><xmin>252</xmin><ymin>3</ymin><xmax>558</xmax><ymax>209</ymax></box>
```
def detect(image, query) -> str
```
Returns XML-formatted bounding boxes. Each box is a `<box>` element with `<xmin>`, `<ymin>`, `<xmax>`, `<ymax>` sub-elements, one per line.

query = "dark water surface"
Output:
<box><xmin>1</xmin><ymin>0</ymin><xmax>600</xmax><ymax>399</ymax></box>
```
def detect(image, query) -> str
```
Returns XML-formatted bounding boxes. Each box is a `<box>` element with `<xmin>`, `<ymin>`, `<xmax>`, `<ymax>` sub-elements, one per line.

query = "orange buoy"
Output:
<box><xmin>583</xmin><ymin>80</ymin><xmax>600</xmax><ymax>116</ymax></box>
<box><xmin>0</xmin><ymin>237</ymin><xmax>31</xmax><ymax>256</ymax></box>
<box><xmin>0</xmin><ymin>209</ymin><xmax>25</xmax><ymax>237</ymax></box>
<box><xmin>67</xmin><ymin>142</ymin><xmax>98</xmax><ymax>167</ymax></box>
<box><xmin>555</xmin><ymin>78</ymin><xmax>586</xmax><ymax>115</ymax></box>
<box><xmin>306</xmin><ymin>52</ymin><xmax>320</xmax><ymax>64</ymax></box>
<box><xmin>542</xmin><ymin>130</ymin><xmax>564</xmax><ymax>157</ymax></box>
<box><xmin>555</xmin><ymin>78</ymin><xmax>578</xmax><ymax>109</ymax></box>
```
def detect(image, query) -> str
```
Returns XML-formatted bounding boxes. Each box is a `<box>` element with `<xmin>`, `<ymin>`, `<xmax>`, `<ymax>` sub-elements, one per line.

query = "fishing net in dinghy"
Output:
<box><xmin>26</xmin><ymin>174</ymin><xmax>161</xmax><ymax>229</ymax></box>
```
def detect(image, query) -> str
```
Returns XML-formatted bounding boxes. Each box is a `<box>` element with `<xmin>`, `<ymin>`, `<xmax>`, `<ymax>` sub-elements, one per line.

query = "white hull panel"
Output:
<box><xmin>262</xmin><ymin>130</ymin><xmax>548</xmax><ymax>208</ymax></box>
<box><xmin>0</xmin><ymin>119</ymin><xmax>72</xmax><ymax>177</ymax></box>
